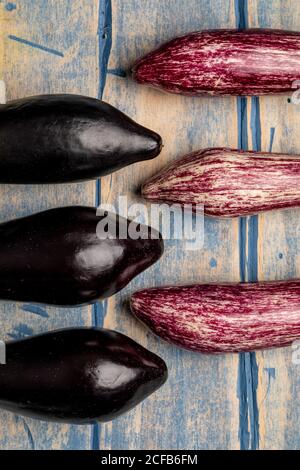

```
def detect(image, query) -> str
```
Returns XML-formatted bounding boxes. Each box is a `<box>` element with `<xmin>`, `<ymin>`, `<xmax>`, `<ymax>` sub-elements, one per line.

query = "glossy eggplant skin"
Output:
<box><xmin>0</xmin><ymin>206</ymin><xmax>164</xmax><ymax>306</ymax></box>
<box><xmin>0</xmin><ymin>94</ymin><xmax>162</xmax><ymax>183</ymax></box>
<box><xmin>0</xmin><ymin>328</ymin><xmax>168</xmax><ymax>424</ymax></box>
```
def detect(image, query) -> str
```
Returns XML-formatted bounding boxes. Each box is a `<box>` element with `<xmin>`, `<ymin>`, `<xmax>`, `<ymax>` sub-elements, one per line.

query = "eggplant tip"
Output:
<box><xmin>156</xmin><ymin>358</ymin><xmax>168</xmax><ymax>385</ymax></box>
<box><xmin>149</xmin><ymin>133</ymin><xmax>163</xmax><ymax>157</ymax></box>
<box><xmin>140</xmin><ymin>181</ymin><xmax>155</xmax><ymax>200</ymax></box>
<box><xmin>131</xmin><ymin>62</ymin><xmax>146</xmax><ymax>84</ymax></box>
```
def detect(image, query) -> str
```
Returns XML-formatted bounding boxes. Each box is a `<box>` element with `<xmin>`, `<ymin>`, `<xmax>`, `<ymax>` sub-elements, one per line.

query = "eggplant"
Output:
<box><xmin>0</xmin><ymin>94</ymin><xmax>162</xmax><ymax>183</ymax></box>
<box><xmin>0</xmin><ymin>328</ymin><xmax>167</xmax><ymax>423</ymax></box>
<box><xmin>142</xmin><ymin>148</ymin><xmax>300</xmax><ymax>217</ymax></box>
<box><xmin>0</xmin><ymin>206</ymin><xmax>163</xmax><ymax>306</ymax></box>
<box><xmin>132</xmin><ymin>29</ymin><xmax>300</xmax><ymax>96</ymax></box>
<box><xmin>131</xmin><ymin>281</ymin><xmax>300</xmax><ymax>354</ymax></box>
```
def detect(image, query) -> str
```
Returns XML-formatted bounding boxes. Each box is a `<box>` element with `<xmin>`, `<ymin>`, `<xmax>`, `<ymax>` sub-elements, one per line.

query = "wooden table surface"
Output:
<box><xmin>0</xmin><ymin>0</ymin><xmax>299</xmax><ymax>450</ymax></box>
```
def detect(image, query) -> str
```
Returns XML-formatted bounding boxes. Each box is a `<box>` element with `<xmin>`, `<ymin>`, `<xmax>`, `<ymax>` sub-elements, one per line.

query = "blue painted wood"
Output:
<box><xmin>100</xmin><ymin>0</ymin><xmax>300</xmax><ymax>451</ymax></box>
<box><xmin>235</xmin><ymin>1</ymin><xmax>260</xmax><ymax>451</ymax></box>
<box><xmin>100</xmin><ymin>0</ymin><xmax>241</xmax><ymax>450</ymax></box>
<box><xmin>92</xmin><ymin>0</ymin><xmax>112</xmax><ymax>450</ymax></box>
<box><xmin>249</xmin><ymin>0</ymin><xmax>300</xmax><ymax>450</ymax></box>
<box><xmin>0</xmin><ymin>0</ymin><xmax>299</xmax><ymax>450</ymax></box>
<box><xmin>0</xmin><ymin>0</ymin><xmax>99</xmax><ymax>450</ymax></box>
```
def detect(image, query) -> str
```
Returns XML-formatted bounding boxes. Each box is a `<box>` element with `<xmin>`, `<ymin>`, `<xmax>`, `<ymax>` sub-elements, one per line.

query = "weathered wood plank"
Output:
<box><xmin>0</xmin><ymin>0</ymin><xmax>298</xmax><ymax>450</ymax></box>
<box><xmin>100</xmin><ymin>0</ymin><xmax>241</xmax><ymax>450</ymax></box>
<box><xmin>0</xmin><ymin>0</ymin><xmax>99</xmax><ymax>450</ymax></box>
<box><xmin>248</xmin><ymin>0</ymin><xmax>300</xmax><ymax>450</ymax></box>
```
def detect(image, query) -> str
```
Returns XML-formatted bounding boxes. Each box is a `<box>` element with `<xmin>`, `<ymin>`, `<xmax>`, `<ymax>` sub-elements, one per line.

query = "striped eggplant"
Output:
<box><xmin>142</xmin><ymin>148</ymin><xmax>300</xmax><ymax>217</ymax></box>
<box><xmin>0</xmin><ymin>206</ymin><xmax>163</xmax><ymax>306</ymax></box>
<box><xmin>0</xmin><ymin>94</ymin><xmax>162</xmax><ymax>183</ymax></box>
<box><xmin>131</xmin><ymin>281</ymin><xmax>300</xmax><ymax>353</ymax></box>
<box><xmin>132</xmin><ymin>29</ymin><xmax>300</xmax><ymax>96</ymax></box>
<box><xmin>0</xmin><ymin>328</ymin><xmax>167</xmax><ymax>423</ymax></box>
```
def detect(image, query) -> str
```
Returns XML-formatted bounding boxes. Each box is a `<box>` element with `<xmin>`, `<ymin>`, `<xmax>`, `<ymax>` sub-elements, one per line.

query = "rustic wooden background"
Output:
<box><xmin>0</xmin><ymin>0</ymin><xmax>299</xmax><ymax>450</ymax></box>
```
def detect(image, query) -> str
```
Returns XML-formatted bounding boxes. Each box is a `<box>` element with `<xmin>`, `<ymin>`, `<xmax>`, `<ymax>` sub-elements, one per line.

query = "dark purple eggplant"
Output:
<box><xmin>0</xmin><ymin>206</ymin><xmax>163</xmax><ymax>306</ymax></box>
<box><xmin>0</xmin><ymin>94</ymin><xmax>162</xmax><ymax>183</ymax></box>
<box><xmin>0</xmin><ymin>328</ymin><xmax>168</xmax><ymax>424</ymax></box>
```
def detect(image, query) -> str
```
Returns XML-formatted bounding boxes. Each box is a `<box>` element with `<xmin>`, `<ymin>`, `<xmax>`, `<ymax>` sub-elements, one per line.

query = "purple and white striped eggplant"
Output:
<box><xmin>131</xmin><ymin>281</ymin><xmax>300</xmax><ymax>354</ymax></box>
<box><xmin>132</xmin><ymin>29</ymin><xmax>300</xmax><ymax>96</ymax></box>
<box><xmin>142</xmin><ymin>148</ymin><xmax>300</xmax><ymax>217</ymax></box>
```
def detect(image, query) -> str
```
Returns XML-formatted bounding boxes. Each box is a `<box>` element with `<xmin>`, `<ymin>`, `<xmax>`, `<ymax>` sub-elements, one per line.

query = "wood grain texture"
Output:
<box><xmin>247</xmin><ymin>0</ymin><xmax>300</xmax><ymax>450</ymax></box>
<box><xmin>0</xmin><ymin>0</ymin><xmax>99</xmax><ymax>450</ymax></box>
<box><xmin>99</xmin><ymin>0</ymin><xmax>241</xmax><ymax>450</ymax></box>
<box><xmin>0</xmin><ymin>0</ymin><xmax>298</xmax><ymax>450</ymax></box>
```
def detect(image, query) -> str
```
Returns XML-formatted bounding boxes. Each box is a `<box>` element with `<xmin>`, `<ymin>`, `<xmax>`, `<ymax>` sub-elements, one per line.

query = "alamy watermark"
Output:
<box><xmin>291</xmin><ymin>80</ymin><xmax>300</xmax><ymax>105</ymax></box>
<box><xmin>96</xmin><ymin>196</ymin><xmax>204</xmax><ymax>251</ymax></box>
<box><xmin>292</xmin><ymin>340</ymin><xmax>300</xmax><ymax>365</ymax></box>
